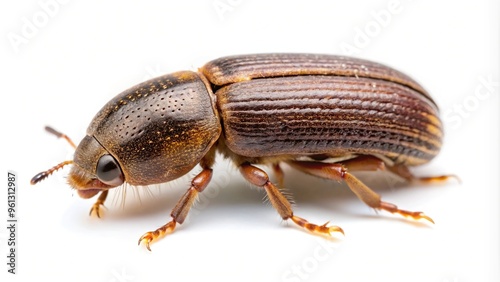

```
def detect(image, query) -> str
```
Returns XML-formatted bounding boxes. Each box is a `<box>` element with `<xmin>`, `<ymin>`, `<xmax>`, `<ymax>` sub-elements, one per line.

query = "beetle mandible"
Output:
<box><xmin>31</xmin><ymin>53</ymin><xmax>454</xmax><ymax>251</ymax></box>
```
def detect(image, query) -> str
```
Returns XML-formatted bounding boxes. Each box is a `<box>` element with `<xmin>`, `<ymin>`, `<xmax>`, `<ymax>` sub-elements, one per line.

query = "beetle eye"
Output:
<box><xmin>96</xmin><ymin>154</ymin><xmax>124</xmax><ymax>186</ymax></box>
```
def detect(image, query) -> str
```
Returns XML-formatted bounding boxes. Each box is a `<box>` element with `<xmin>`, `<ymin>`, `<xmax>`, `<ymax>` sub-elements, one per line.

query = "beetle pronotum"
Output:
<box><xmin>31</xmin><ymin>53</ymin><xmax>454</xmax><ymax>251</ymax></box>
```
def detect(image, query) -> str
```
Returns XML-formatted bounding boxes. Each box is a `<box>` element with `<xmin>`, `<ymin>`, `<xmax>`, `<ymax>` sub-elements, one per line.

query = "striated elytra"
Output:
<box><xmin>31</xmin><ymin>53</ymin><xmax>454</xmax><ymax>251</ymax></box>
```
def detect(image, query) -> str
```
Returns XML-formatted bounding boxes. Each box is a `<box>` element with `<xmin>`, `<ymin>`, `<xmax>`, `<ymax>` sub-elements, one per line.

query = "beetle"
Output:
<box><xmin>31</xmin><ymin>53</ymin><xmax>453</xmax><ymax>251</ymax></box>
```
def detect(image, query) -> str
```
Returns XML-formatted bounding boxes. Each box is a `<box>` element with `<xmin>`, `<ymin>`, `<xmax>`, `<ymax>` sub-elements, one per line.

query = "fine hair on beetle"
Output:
<box><xmin>31</xmin><ymin>53</ymin><xmax>456</xmax><ymax>251</ymax></box>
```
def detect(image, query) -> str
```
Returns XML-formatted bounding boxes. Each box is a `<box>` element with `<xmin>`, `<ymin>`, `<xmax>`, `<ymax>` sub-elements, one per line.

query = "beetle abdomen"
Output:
<box><xmin>216</xmin><ymin>75</ymin><xmax>442</xmax><ymax>166</ymax></box>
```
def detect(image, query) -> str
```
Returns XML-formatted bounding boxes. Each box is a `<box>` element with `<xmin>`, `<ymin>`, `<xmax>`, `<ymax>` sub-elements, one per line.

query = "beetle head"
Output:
<box><xmin>31</xmin><ymin>134</ymin><xmax>125</xmax><ymax>199</ymax></box>
<box><xmin>67</xmin><ymin>135</ymin><xmax>124</xmax><ymax>198</ymax></box>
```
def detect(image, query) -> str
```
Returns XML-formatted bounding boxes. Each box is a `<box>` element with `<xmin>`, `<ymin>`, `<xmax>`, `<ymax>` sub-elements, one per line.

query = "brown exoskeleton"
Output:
<box><xmin>31</xmin><ymin>53</ymin><xmax>454</xmax><ymax>251</ymax></box>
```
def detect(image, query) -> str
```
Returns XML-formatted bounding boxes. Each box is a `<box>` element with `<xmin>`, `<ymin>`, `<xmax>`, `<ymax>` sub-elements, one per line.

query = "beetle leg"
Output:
<box><xmin>286</xmin><ymin>160</ymin><xmax>434</xmax><ymax>223</ymax></box>
<box><xmin>272</xmin><ymin>163</ymin><xmax>285</xmax><ymax>188</ymax></box>
<box><xmin>138</xmin><ymin>168</ymin><xmax>213</xmax><ymax>251</ymax></box>
<box><xmin>340</xmin><ymin>155</ymin><xmax>386</xmax><ymax>172</ymax></box>
<box><xmin>239</xmin><ymin>163</ymin><xmax>344</xmax><ymax>237</ymax></box>
<box><xmin>89</xmin><ymin>190</ymin><xmax>108</xmax><ymax>218</ymax></box>
<box><xmin>387</xmin><ymin>162</ymin><xmax>458</xmax><ymax>183</ymax></box>
<box><xmin>341</xmin><ymin>155</ymin><xmax>458</xmax><ymax>183</ymax></box>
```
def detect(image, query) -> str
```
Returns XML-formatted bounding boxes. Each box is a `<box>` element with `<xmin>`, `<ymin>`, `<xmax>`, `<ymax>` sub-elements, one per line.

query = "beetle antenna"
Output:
<box><xmin>31</xmin><ymin>160</ymin><xmax>74</xmax><ymax>185</ymax></box>
<box><xmin>45</xmin><ymin>126</ymin><xmax>77</xmax><ymax>149</ymax></box>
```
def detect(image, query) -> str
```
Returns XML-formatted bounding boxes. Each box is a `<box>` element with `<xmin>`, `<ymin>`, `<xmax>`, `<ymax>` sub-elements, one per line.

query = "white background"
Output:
<box><xmin>1</xmin><ymin>1</ymin><xmax>499</xmax><ymax>281</ymax></box>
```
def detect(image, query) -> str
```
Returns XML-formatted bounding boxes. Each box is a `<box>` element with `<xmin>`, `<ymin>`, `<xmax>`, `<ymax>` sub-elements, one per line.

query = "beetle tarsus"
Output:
<box><xmin>378</xmin><ymin>202</ymin><xmax>434</xmax><ymax>224</ymax></box>
<box><xmin>291</xmin><ymin>216</ymin><xmax>344</xmax><ymax>237</ymax></box>
<box><xmin>414</xmin><ymin>174</ymin><xmax>460</xmax><ymax>184</ymax></box>
<box><xmin>138</xmin><ymin>221</ymin><xmax>177</xmax><ymax>251</ymax></box>
<box><xmin>89</xmin><ymin>190</ymin><xmax>108</xmax><ymax>218</ymax></box>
